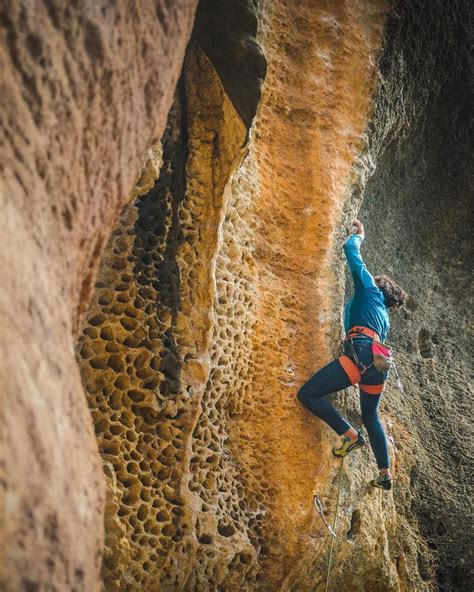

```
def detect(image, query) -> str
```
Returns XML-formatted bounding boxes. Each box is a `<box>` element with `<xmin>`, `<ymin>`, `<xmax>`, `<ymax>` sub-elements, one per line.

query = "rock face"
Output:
<box><xmin>78</xmin><ymin>45</ymin><xmax>249</xmax><ymax>590</ymax></box>
<box><xmin>2</xmin><ymin>0</ymin><xmax>472</xmax><ymax>591</ymax></box>
<box><xmin>353</xmin><ymin>1</ymin><xmax>474</xmax><ymax>589</ymax></box>
<box><xmin>297</xmin><ymin>2</ymin><xmax>474</xmax><ymax>590</ymax></box>
<box><xmin>0</xmin><ymin>2</ymin><xmax>197</xmax><ymax>591</ymax></box>
<box><xmin>76</xmin><ymin>1</ymin><xmax>391</xmax><ymax>590</ymax></box>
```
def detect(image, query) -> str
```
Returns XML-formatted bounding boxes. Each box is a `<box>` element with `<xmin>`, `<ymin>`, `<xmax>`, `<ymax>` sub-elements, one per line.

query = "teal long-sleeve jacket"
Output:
<box><xmin>343</xmin><ymin>234</ymin><xmax>390</xmax><ymax>343</ymax></box>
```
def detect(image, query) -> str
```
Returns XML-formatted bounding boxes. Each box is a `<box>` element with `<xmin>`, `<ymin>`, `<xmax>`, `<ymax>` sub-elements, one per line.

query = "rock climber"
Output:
<box><xmin>297</xmin><ymin>219</ymin><xmax>408</xmax><ymax>490</ymax></box>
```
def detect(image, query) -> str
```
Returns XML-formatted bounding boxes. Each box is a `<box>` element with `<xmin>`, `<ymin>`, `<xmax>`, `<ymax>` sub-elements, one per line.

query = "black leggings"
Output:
<box><xmin>297</xmin><ymin>342</ymin><xmax>390</xmax><ymax>469</ymax></box>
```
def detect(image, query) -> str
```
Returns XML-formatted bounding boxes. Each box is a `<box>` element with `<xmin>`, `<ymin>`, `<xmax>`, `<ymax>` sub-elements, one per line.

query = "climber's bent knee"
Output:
<box><xmin>297</xmin><ymin>387</ymin><xmax>306</xmax><ymax>403</ymax></box>
<box><xmin>361</xmin><ymin>410</ymin><xmax>380</xmax><ymax>426</ymax></box>
<box><xmin>298</xmin><ymin>358</ymin><xmax>353</xmax><ymax>405</ymax></box>
<box><xmin>297</xmin><ymin>383</ymin><xmax>316</xmax><ymax>406</ymax></box>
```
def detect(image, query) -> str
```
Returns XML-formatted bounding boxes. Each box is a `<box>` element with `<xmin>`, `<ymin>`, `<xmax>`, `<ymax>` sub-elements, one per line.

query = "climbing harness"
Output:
<box><xmin>324</xmin><ymin>456</ymin><xmax>345</xmax><ymax>592</ymax></box>
<box><xmin>343</xmin><ymin>325</ymin><xmax>404</xmax><ymax>393</ymax></box>
<box><xmin>338</xmin><ymin>353</ymin><xmax>362</xmax><ymax>384</ymax></box>
<box><xmin>347</xmin><ymin>325</ymin><xmax>379</xmax><ymax>341</ymax></box>
<box><xmin>339</xmin><ymin>326</ymin><xmax>379</xmax><ymax>381</ymax></box>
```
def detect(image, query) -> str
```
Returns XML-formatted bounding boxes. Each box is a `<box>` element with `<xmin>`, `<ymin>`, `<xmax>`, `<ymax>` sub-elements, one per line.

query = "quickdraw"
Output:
<box><xmin>313</xmin><ymin>495</ymin><xmax>336</xmax><ymax>538</ymax></box>
<box><xmin>391</xmin><ymin>360</ymin><xmax>404</xmax><ymax>392</ymax></box>
<box><xmin>324</xmin><ymin>456</ymin><xmax>345</xmax><ymax>592</ymax></box>
<box><xmin>386</xmin><ymin>420</ymin><xmax>397</xmax><ymax>458</ymax></box>
<box><xmin>312</xmin><ymin>457</ymin><xmax>345</xmax><ymax>591</ymax></box>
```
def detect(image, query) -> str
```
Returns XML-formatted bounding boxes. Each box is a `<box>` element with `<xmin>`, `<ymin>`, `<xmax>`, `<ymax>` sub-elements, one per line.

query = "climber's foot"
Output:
<box><xmin>371</xmin><ymin>474</ymin><xmax>392</xmax><ymax>491</ymax></box>
<box><xmin>332</xmin><ymin>430</ymin><xmax>366</xmax><ymax>458</ymax></box>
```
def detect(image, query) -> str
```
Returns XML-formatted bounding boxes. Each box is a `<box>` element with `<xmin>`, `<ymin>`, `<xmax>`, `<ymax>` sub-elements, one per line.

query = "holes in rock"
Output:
<box><xmin>217</xmin><ymin>523</ymin><xmax>236</xmax><ymax>537</ymax></box>
<box><xmin>105</xmin><ymin>342</ymin><xmax>120</xmax><ymax>354</ymax></box>
<box><xmin>418</xmin><ymin>328</ymin><xmax>434</xmax><ymax>359</ymax></box>
<box><xmin>100</xmin><ymin>326</ymin><xmax>114</xmax><ymax>340</ymax></box>
<box><xmin>161</xmin><ymin>524</ymin><xmax>174</xmax><ymax>537</ymax></box>
<box><xmin>82</xmin><ymin>326</ymin><xmax>97</xmax><ymax>338</ymax></box>
<box><xmin>89</xmin><ymin>314</ymin><xmax>106</xmax><ymax>326</ymax></box>
<box><xmin>74</xmin><ymin>39</ymin><xmax>264</xmax><ymax>590</ymax></box>
<box><xmin>120</xmin><ymin>317</ymin><xmax>137</xmax><ymax>331</ymax></box>
<box><xmin>110</xmin><ymin>424</ymin><xmax>123</xmax><ymax>436</ymax></box>
<box><xmin>347</xmin><ymin>509</ymin><xmax>361</xmax><ymax>540</ymax></box>
<box><xmin>128</xmin><ymin>389</ymin><xmax>145</xmax><ymax>403</ymax></box>
<box><xmin>89</xmin><ymin>357</ymin><xmax>107</xmax><ymax>370</ymax></box>
<box><xmin>107</xmin><ymin>355</ymin><xmax>125</xmax><ymax>373</ymax></box>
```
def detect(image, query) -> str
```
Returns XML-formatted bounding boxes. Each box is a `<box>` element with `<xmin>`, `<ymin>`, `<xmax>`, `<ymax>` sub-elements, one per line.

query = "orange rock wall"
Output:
<box><xmin>231</xmin><ymin>1</ymin><xmax>391</xmax><ymax>587</ymax></box>
<box><xmin>76</xmin><ymin>1</ymin><xmax>391</xmax><ymax>590</ymax></box>
<box><xmin>0</xmin><ymin>2</ymin><xmax>197</xmax><ymax>590</ymax></box>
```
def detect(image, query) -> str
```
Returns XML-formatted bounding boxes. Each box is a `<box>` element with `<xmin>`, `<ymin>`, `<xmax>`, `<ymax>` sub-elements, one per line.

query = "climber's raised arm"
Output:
<box><xmin>343</xmin><ymin>219</ymin><xmax>377</xmax><ymax>290</ymax></box>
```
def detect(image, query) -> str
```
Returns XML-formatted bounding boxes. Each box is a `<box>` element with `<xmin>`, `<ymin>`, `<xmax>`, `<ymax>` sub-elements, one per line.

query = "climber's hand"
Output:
<box><xmin>351</xmin><ymin>219</ymin><xmax>365</xmax><ymax>237</ymax></box>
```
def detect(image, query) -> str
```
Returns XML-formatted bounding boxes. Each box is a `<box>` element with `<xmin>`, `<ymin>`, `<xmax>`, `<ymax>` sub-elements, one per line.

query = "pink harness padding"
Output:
<box><xmin>372</xmin><ymin>342</ymin><xmax>392</xmax><ymax>357</ymax></box>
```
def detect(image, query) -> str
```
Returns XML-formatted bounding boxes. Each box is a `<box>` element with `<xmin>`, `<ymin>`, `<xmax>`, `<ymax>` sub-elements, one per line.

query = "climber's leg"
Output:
<box><xmin>359</xmin><ymin>390</ymin><xmax>390</xmax><ymax>472</ymax></box>
<box><xmin>297</xmin><ymin>359</ymin><xmax>353</xmax><ymax>435</ymax></box>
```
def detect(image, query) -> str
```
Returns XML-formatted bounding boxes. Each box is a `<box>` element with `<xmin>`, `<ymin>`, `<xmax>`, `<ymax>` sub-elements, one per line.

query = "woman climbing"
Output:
<box><xmin>297</xmin><ymin>219</ymin><xmax>408</xmax><ymax>490</ymax></box>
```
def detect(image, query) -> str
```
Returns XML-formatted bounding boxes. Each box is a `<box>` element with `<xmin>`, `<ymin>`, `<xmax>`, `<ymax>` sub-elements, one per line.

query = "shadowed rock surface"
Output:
<box><xmin>1</xmin><ymin>0</ymin><xmax>472</xmax><ymax>591</ymax></box>
<box><xmin>192</xmin><ymin>0</ymin><xmax>266</xmax><ymax>130</ymax></box>
<box><xmin>0</xmin><ymin>2</ymin><xmax>197</xmax><ymax>590</ymax></box>
<box><xmin>355</xmin><ymin>1</ymin><xmax>473</xmax><ymax>589</ymax></box>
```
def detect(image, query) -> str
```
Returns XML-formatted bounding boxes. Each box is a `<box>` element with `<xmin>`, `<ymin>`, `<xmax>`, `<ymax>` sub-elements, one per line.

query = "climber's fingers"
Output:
<box><xmin>350</xmin><ymin>219</ymin><xmax>364</xmax><ymax>235</ymax></box>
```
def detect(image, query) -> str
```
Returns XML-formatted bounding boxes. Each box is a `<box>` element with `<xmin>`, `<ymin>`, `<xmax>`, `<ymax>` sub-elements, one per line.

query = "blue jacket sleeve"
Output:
<box><xmin>343</xmin><ymin>234</ymin><xmax>377</xmax><ymax>290</ymax></box>
<box><xmin>344</xmin><ymin>299</ymin><xmax>352</xmax><ymax>333</ymax></box>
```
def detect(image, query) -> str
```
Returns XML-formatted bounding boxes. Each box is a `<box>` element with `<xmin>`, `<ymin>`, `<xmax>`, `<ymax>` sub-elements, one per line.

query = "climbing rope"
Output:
<box><xmin>324</xmin><ymin>455</ymin><xmax>345</xmax><ymax>592</ymax></box>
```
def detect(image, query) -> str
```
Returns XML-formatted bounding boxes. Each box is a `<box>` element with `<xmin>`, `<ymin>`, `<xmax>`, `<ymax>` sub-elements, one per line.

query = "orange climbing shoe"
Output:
<box><xmin>332</xmin><ymin>430</ymin><xmax>366</xmax><ymax>458</ymax></box>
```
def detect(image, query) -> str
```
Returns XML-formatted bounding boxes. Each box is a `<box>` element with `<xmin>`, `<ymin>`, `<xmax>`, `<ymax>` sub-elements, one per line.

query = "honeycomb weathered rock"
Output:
<box><xmin>3</xmin><ymin>0</ymin><xmax>471</xmax><ymax>590</ymax></box>
<box><xmin>77</xmin><ymin>46</ymin><xmax>249</xmax><ymax>590</ymax></box>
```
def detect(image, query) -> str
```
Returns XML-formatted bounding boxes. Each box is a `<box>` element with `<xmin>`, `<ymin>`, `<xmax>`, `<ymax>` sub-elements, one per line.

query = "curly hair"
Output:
<box><xmin>374</xmin><ymin>275</ymin><xmax>408</xmax><ymax>308</ymax></box>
